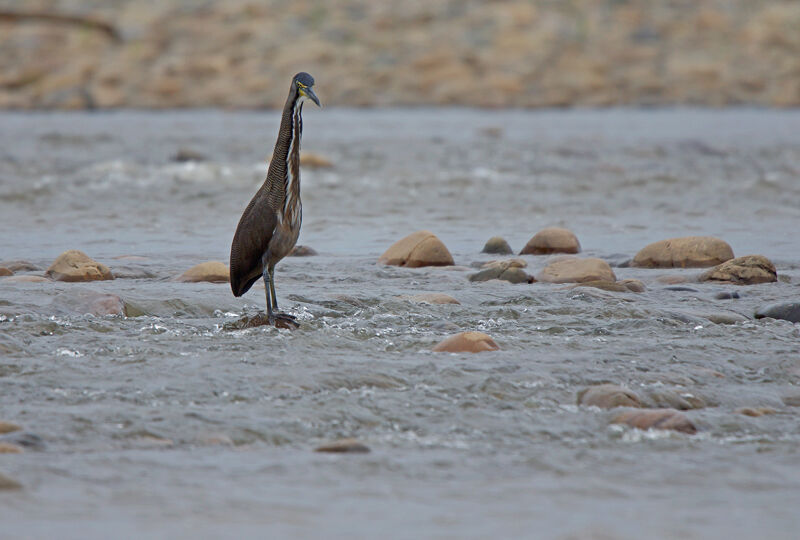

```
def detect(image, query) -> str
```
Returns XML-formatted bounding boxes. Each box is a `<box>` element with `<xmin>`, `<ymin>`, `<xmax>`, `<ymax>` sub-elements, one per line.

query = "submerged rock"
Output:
<box><xmin>632</xmin><ymin>236</ymin><xmax>733</xmax><ymax>268</ymax></box>
<box><xmin>172</xmin><ymin>147</ymin><xmax>207</xmax><ymax>162</ymax></box>
<box><xmin>0</xmin><ymin>260</ymin><xmax>39</xmax><ymax>272</ymax></box>
<box><xmin>645</xmin><ymin>389</ymin><xmax>705</xmax><ymax>410</ymax></box>
<box><xmin>1</xmin><ymin>275</ymin><xmax>51</xmax><ymax>283</ymax></box>
<box><xmin>0</xmin><ymin>472</ymin><xmax>22</xmax><ymax>490</ymax></box>
<box><xmin>178</xmin><ymin>261</ymin><xmax>230</xmax><ymax>283</ymax></box>
<box><xmin>399</xmin><ymin>293</ymin><xmax>460</xmax><ymax>304</ymax></box>
<box><xmin>469</xmin><ymin>259</ymin><xmax>533</xmax><ymax>284</ymax></box>
<box><xmin>0</xmin><ymin>442</ymin><xmax>23</xmax><ymax>454</ymax></box>
<box><xmin>481</xmin><ymin>236</ymin><xmax>513</xmax><ymax>255</ymax></box>
<box><xmin>52</xmin><ymin>290</ymin><xmax>126</xmax><ymax>317</ymax></box>
<box><xmin>699</xmin><ymin>255</ymin><xmax>777</xmax><ymax>285</ymax></box>
<box><xmin>736</xmin><ymin>407</ymin><xmax>777</xmax><ymax>417</ymax></box>
<box><xmin>289</xmin><ymin>245</ymin><xmax>318</xmax><ymax>257</ymax></box>
<box><xmin>611</xmin><ymin>409</ymin><xmax>697</xmax><ymax>434</ymax></box>
<box><xmin>577</xmin><ymin>384</ymin><xmax>642</xmax><ymax>409</ymax></box>
<box><xmin>314</xmin><ymin>438</ymin><xmax>370</xmax><ymax>453</ymax></box>
<box><xmin>379</xmin><ymin>231</ymin><xmax>454</xmax><ymax>268</ymax></box>
<box><xmin>537</xmin><ymin>257</ymin><xmax>616</xmax><ymax>283</ymax></box>
<box><xmin>433</xmin><ymin>331</ymin><xmax>499</xmax><ymax>353</ymax></box>
<box><xmin>571</xmin><ymin>279</ymin><xmax>644</xmax><ymax>293</ymax></box>
<box><xmin>520</xmin><ymin>227</ymin><xmax>581</xmax><ymax>255</ymax></box>
<box><xmin>299</xmin><ymin>152</ymin><xmax>333</xmax><ymax>169</ymax></box>
<box><xmin>46</xmin><ymin>250</ymin><xmax>113</xmax><ymax>282</ymax></box>
<box><xmin>224</xmin><ymin>313</ymin><xmax>298</xmax><ymax>330</ymax></box>
<box><xmin>755</xmin><ymin>302</ymin><xmax>800</xmax><ymax>323</ymax></box>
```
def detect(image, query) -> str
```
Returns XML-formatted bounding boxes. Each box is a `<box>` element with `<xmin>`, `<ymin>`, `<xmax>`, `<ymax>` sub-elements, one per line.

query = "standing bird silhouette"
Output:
<box><xmin>230</xmin><ymin>72</ymin><xmax>321</xmax><ymax>328</ymax></box>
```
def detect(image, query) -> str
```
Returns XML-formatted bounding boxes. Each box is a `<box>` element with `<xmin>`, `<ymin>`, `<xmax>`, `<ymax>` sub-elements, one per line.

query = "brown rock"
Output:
<box><xmin>399</xmin><ymin>293</ymin><xmax>460</xmax><ymax>304</ymax></box>
<box><xmin>379</xmin><ymin>231</ymin><xmax>454</xmax><ymax>268</ymax></box>
<box><xmin>736</xmin><ymin>407</ymin><xmax>777</xmax><ymax>417</ymax></box>
<box><xmin>178</xmin><ymin>261</ymin><xmax>230</xmax><ymax>283</ymax></box>
<box><xmin>433</xmin><ymin>331</ymin><xmax>499</xmax><ymax>353</ymax></box>
<box><xmin>611</xmin><ymin>409</ymin><xmax>697</xmax><ymax>434</ymax></box>
<box><xmin>0</xmin><ymin>472</ymin><xmax>22</xmax><ymax>490</ymax></box>
<box><xmin>619</xmin><ymin>279</ymin><xmax>646</xmax><ymax>292</ymax></box>
<box><xmin>481</xmin><ymin>236</ymin><xmax>513</xmax><ymax>255</ymax></box>
<box><xmin>699</xmin><ymin>255</ymin><xmax>777</xmax><ymax>285</ymax></box>
<box><xmin>0</xmin><ymin>268</ymin><xmax>11</xmax><ymax>276</ymax></box>
<box><xmin>0</xmin><ymin>422</ymin><xmax>22</xmax><ymax>434</ymax></box>
<box><xmin>632</xmin><ymin>236</ymin><xmax>734</xmax><ymax>268</ymax></box>
<box><xmin>0</xmin><ymin>260</ymin><xmax>39</xmax><ymax>272</ymax></box>
<box><xmin>646</xmin><ymin>389</ymin><xmax>705</xmax><ymax>410</ymax></box>
<box><xmin>314</xmin><ymin>438</ymin><xmax>370</xmax><ymax>453</ymax></box>
<box><xmin>2</xmin><ymin>275</ymin><xmax>51</xmax><ymax>283</ymax></box>
<box><xmin>537</xmin><ymin>257</ymin><xmax>616</xmax><ymax>283</ymax></box>
<box><xmin>0</xmin><ymin>443</ymin><xmax>24</xmax><ymax>454</ymax></box>
<box><xmin>520</xmin><ymin>227</ymin><xmax>581</xmax><ymax>255</ymax></box>
<box><xmin>470</xmin><ymin>259</ymin><xmax>533</xmax><ymax>283</ymax></box>
<box><xmin>300</xmin><ymin>152</ymin><xmax>333</xmax><ymax>169</ymax></box>
<box><xmin>289</xmin><ymin>245</ymin><xmax>318</xmax><ymax>257</ymax></box>
<box><xmin>46</xmin><ymin>250</ymin><xmax>113</xmax><ymax>282</ymax></box>
<box><xmin>571</xmin><ymin>280</ymin><xmax>629</xmax><ymax>293</ymax></box>
<box><xmin>577</xmin><ymin>384</ymin><xmax>642</xmax><ymax>408</ymax></box>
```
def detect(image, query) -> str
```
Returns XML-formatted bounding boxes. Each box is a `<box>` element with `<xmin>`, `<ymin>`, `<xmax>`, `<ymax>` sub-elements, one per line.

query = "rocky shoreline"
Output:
<box><xmin>1</xmin><ymin>0</ymin><xmax>799</xmax><ymax>109</ymax></box>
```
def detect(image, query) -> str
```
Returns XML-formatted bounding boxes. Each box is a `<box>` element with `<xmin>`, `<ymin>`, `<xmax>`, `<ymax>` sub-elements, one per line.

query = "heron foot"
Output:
<box><xmin>273</xmin><ymin>312</ymin><xmax>300</xmax><ymax>329</ymax></box>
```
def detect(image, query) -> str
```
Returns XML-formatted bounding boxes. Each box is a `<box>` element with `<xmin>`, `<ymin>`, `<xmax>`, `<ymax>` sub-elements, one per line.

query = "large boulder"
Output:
<box><xmin>433</xmin><ymin>331</ymin><xmax>499</xmax><ymax>353</ymax></box>
<box><xmin>520</xmin><ymin>227</ymin><xmax>581</xmax><ymax>255</ymax></box>
<box><xmin>536</xmin><ymin>257</ymin><xmax>616</xmax><ymax>283</ymax></box>
<box><xmin>46</xmin><ymin>250</ymin><xmax>113</xmax><ymax>282</ymax></box>
<box><xmin>577</xmin><ymin>384</ymin><xmax>642</xmax><ymax>408</ymax></box>
<box><xmin>481</xmin><ymin>236</ymin><xmax>513</xmax><ymax>255</ymax></box>
<box><xmin>611</xmin><ymin>409</ymin><xmax>697</xmax><ymax>434</ymax></box>
<box><xmin>699</xmin><ymin>255</ymin><xmax>777</xmax><ymax>285</ymax></box>
<box><xmin>632</xmin><ymin>236</ymin><xmax>733</xmax><ymax>268</ymax></box>
<box><xmin>178</xmin><ymin>261</ymin><xmax>230</xmax><ymax>283</ymax></box>
<box><xmin>379</xmin><ymin>231</ymin><xmax>454</xmax><ymax>268</ymax></box>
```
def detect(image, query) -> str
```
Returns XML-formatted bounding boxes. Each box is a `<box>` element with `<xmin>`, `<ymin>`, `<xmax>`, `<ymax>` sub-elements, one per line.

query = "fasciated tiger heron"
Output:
<box><xmin>230</xmin><ymin>72</ymin><xmax>321</xmax><ymax>327</ymax></box>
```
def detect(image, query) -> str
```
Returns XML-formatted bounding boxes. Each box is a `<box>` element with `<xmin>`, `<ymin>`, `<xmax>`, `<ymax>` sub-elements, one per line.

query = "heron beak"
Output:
<box><xmin>304</xmin><ymin>87</ymin><xmax>321</xmax><ymax>107</ymax></box>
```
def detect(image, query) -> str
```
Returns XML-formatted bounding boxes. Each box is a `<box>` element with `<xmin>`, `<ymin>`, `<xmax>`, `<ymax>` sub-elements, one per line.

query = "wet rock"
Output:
<box><xmin>46</xmin><ymin>250</ymin><xmax>113</xmax><ymax>282</ymax></box>
<box><xmin>664</xmin><ymin>286</ymin><xmax>699</xmax><ymax>292</ymax></box>
<box><xmin>469</xmin><ymin>259</ymin><xmax>533</xmax><ymax>284</ymax></box>
<box><xmin>0</xmin><ymin>268</ymin><xmax>11</xmax><ymax>276</ymax></box>
<box><xmin>1</xmin><ymin>432</ymin><xmax>44</xmax><ymax>451</ymax></box>
<box><xmin>782</xmin><ymin>394</ymin><xmax>800</xmax><ymax>407</ymax></box>
<box><xmin>110</xmin><ymin>265</ymin><xmax>157</xmax><ymax>279</ymax></box>
<box><xmin>755</xmin><ymin>302</ymin><xmax>800</xmax><ymax>323</ymax></box>
<box><xmin>299</xmin><ymin>152</ymin><xmax>333</xmax><ymax>169</ymax></box>
<box><xmin>481</xmin><ymin>236</ymin><xmax>513</xmax><ymax>255</ymax></box>
<box><xmin>0</xmin><ymin>422</ymin><xmax>21</xmax><ymax>434</ymax></box>
<box><xmin>433</xmin><ymin>331</ymin><xmax>500</xmax><ymax>353</ymax></box>
<box><xmin>314</xmin><ymin>438</ymin><xmax>370</xmax><ymax>453</ymax></box>
<box><xmin>399</xmin><ymin>293</ymin><xmax>460</xmax><ymax>304</ymax></box>
<box><xmin>520</xmin><ymin>227</ymin><xmax>581</xmax><ymax>255</ymax></box>
<box><xmin>52</xmin><ymin>290</ymin><xmax>126</xmax><ymax>317</ymax></box>
<box><xmin>289</xmin><ymin>245</ymin><xmax>318</xmax><ymax>257</ymax></box>
<box><xmin>571</xmin><ymin>280</ymin><xmax>644</xmax><ymax>293</ymax></box>
<box><xmin>178</xmin><ymin>261</ymin><xmax>230</xmax><ymax>283</ymax></box>
<box><xmin>699</xmin><ymin>255</ymin><xmax>777</xmax><ymax>285</ymax></box>
<box><xmin>379</xmin><ymin>230</ymin><xmax>454</xmax><ymax>268</ymax></box>
<box><xmin>536</xmin><ymin>257</ymin><xmax>616</xmax><ymax>284</ymax></box>
<box><xmin>577</xmin><ymin>384</ymin><xmax>642</xmax><ymax>408</ymax></box>
<box><xmin>224</xmin><ymin>313</ymin><xmax>298</xmax><ymax>330</ymax></box>
<box><xmin>0</xmin><ymin>472</ymin><xmax>22</xmax><ymax>490</ymax></box>
<box><xmin>715</xmin><ymin>291</ymin><xmax>740</xmax><ymax>300</ymax></box>
<box><xmin>172</xmin><ymin>147</ymin><xmax>207</xmax><ymax>162</ymax></box>
<box><xmin>645</xmin><ymin>389</ymin><xmax>705</xmax><ymax>410</ymax></box>
<box><xmin>1</xmin><ymin>275</ymin><xmax>51</xmax><ymax>284</ymax></box>
<box><xmin>0</xmin><ymin>260</ymin><xmax>39</xmax><ymax>272</ymax></box>
<box><xmin>736</xmin><ymin>407</ymin><xmax>777</xmax><ymax>417</ymax></box>
<box><xmin>0</xmin><ymin>442</ymin><xmax>23</xmax><ymax>454</ymax></box>
<box><xmin>611</xmin><ymin>409</ymin><xmax>697</xmax><ymax>434</ymax></box>
<box><xmin>698</xmin><ymin>311</ymin><xmax>749</xmax><ymax>325</ymax></box>
<box><xmin>619</xmin><ymin>279</ymin><xmax>646</xmax><ymax>292</ymax></box>
<box><xmin>632</xmin><ymin>236</ymin><xmax>734</xmax><ymax>268</ymax></box>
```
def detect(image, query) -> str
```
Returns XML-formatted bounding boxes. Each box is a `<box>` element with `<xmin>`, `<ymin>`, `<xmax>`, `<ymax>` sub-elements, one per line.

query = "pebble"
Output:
<box><xmin>314</xmin><ymin>438</ymin><xmax>370</xmax><ymax>453</ymax></box>
<box><xmin>178</xmin><ymin>261</ymin><xmax>230</xmax><ymax>283</ymax></box>
<box><xmin>755</xmin><ymin>302</ymin><xmax>800</xmax><ymax>323</ymax></box>
<box><xmin>481</xmin><ymin>236</ymin><xmax>513</xmax><ymax>255</ymax></box>
<box><xmin>577</xmin><ymin>384</ymin><xmax>642</xmax><ymax>408</ymax></box>
<box><xmin>632</xmin><ymin>236</ymin><xmax>733</xmax><ymax>268</ymax></box>
<box><xmin>611</xmin><ymin>409</ymin><xmax>697</xmax><ymax>434</ymax></box>
<box><xmin>699</xmin><ymin>255</ymin><xmax>777</xmax><ymax>285</ymax></box>
<box><xmin>46</xmin><ymin>250</ymin><xmax>114</xmax><ymax>282</ymax></box>
<box><xmin>433</xmin><ymin>331</ymin><xmax>500</xmax><ymax>353</ymax></box>
<box><xmin>536</xmin><ymin>257</ymin><xmax>616</xmax><ymax>284</ymax></box>
<box><xmin>379</xmin><ymin>230</ymin><xmax>454</xmax><ymax>268</ymax></box>
<box><xmin>520</xmin><ymin>227</ymin><xmax>581</xmax><ymax>255</ymax></box>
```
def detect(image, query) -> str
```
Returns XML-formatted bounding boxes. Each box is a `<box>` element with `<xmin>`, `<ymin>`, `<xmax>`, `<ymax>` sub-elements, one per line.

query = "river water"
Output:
<box><xmin>1</xmin><ymin>109</ymin><xmax>800</xmax><ymax>539</ymax></box>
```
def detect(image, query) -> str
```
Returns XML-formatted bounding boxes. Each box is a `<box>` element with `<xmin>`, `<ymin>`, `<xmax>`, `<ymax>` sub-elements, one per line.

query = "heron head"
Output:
<box><xmin>293</xmin><ymin>72</ymin><xmax>321</xmax><ymax>107</ymax></box>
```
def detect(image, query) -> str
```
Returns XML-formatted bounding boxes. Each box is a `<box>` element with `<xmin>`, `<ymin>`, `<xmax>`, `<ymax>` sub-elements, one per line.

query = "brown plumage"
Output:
<box><xmin>230</xmin><ymin>72</ymin><xmax>320</xmax><ymax>326</ymax></box>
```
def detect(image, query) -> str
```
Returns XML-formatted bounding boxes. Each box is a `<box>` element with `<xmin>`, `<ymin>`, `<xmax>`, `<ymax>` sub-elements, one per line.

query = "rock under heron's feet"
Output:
<box><xmin>224</xmin><ymin>313</ymin><xmax>299</xmax><ymax>330</ymax></box>
<box><xmin>274</xmin><ymin>313</ymin><xmax>300</xmax><ymax>329</ymax></box>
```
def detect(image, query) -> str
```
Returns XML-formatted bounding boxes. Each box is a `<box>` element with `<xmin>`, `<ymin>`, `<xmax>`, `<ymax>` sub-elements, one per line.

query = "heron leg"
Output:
<box><xmin>262</xmin><ymin>260</ymin><xmax>275</xmax><ymax>326</ymax></box>
<box><xmin>269</xmin><ymin>265</ymin><xmax>298</xmax><ymax>325</ymax></box>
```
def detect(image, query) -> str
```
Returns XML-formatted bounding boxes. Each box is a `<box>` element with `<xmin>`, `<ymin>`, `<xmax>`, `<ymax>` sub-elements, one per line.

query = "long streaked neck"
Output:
<box><xmin>266</xmin><ymin>93</ymin><xmax>304</xmax><ymax>217</ymax></box>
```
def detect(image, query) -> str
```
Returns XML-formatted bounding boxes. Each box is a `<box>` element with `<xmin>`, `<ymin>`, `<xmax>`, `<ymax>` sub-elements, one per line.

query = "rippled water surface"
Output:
<box><xmin>2</xmin><ymin>109</ymin><xmax>800</xmax><ymax>539</ymax></box>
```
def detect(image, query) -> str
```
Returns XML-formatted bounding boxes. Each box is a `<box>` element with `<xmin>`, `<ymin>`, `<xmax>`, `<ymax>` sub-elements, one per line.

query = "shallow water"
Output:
<box><xmin>2</xmin><ymin>109</ymin><xmax>800</xmax><ymax>539</ymax></box>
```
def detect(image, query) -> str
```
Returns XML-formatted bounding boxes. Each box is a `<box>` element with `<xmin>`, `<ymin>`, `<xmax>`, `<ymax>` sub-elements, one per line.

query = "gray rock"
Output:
<box><xmin>755</xmin><ymin>302</ymin><xmax>800</xmax><ymax>323</ymax></box>
<box><xmin>481</xmin><ymin>236</ymin><xmax>513</xmax><ymax>255</ymax></box>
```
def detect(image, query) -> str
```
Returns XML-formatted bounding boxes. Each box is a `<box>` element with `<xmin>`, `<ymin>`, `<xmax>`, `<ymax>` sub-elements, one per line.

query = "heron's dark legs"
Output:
<box><xmin>269</xmin><ymin>265</ymin><xmax>278</xmax><ymax>310</ymax></box>
<box><xmin>262</xmin><ymin>262</ymin><xmax>275</xmax><ymax>326</ymax></box>
<box><xmin>261</xmin><ymin>256</ymin><xmax>298</xmax><ymax>328</ymax></box>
